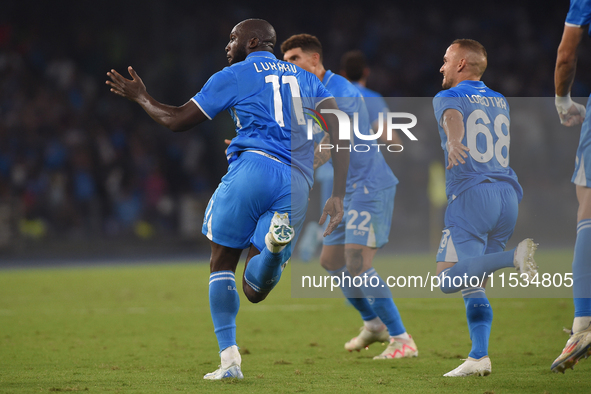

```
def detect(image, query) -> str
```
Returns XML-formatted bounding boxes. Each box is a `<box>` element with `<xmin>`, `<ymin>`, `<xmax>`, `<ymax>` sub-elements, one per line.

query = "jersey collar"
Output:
<box><xmin>246</xmin><ymin>51</ymin><xmax>277</xmax><ymax>60</ymax></box>
<box><xmin>456</xmin><ymin>80</ymin><xmax>486</xmax><ymax>88</ymax></box>
<box><xmin>322</xmin><ymin>70</ymin><xmax>335</xmax><ymax>86</ymax></box>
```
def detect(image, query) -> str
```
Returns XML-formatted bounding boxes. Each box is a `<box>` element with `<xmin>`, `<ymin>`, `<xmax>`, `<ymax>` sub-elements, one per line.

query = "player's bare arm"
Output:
<box><xmin>555</xmin><ymin>25</ymin><xmax>587</xmax><ymax>126</ymax></box>
<box><xmin>441</xmin><ymin>108</ymin><xmax>469</xmax><ymax>169</ymax></box>
<box><xmin>106</xmin><ymin>66</ymin><xmax>208</xmax><ymax>132</ymax></box>
<box><xmin>317</xmin><ymin>97</ymin><xmax>349</xmax><ymax>236</ymax></box>
<box><xmin>313</xmin><ymin>132</ymin><xmax>331</xmax><ymax>170</ymax></box>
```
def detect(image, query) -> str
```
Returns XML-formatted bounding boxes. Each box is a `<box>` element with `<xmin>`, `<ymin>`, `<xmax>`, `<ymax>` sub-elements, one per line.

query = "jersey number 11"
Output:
<box><xmin>265</xmin><ymin>75</ymin><xmax>306</xmax><ymax>126</ymax></box>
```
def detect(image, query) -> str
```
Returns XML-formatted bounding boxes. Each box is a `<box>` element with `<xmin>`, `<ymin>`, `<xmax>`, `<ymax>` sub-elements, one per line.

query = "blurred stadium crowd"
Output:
<box><xmin>0</xmin><ymin>0</ymin><xmax>589</xmax><ymax>257</ymax></box>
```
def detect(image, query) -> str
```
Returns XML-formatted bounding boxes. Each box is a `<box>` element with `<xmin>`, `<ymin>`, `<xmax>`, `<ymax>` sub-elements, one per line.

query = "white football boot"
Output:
<box><xmin>443</xmin><ymin>356</ymin><xmax>491</xmax><ymax>377</ymax></box>
<box><xmin>203</xmin><ymin>345</ymin><xmax>244</xmax><ymax>380</ymax></box>
<box><xmin>551</xmin><ymin>325</ymin><xmax>591</xmax><ymax>373</ymax></box>
<box><xmin>373</xmin><ymin>336</ymin><xmax>418</xmax><ymax>359</ymax></box>
<box><xmin>513</xmin><ymin>238</ymin><xmax>538</xmax><ymax>282</ymax></box>
<box><xmin>265</xmin><ymin>212</ymin><xmax>294</xmax><ymax>253</ymax></box>
<box><xmin>345</xmin><ymin>325</ymin><xmax>390</xmax><ymax>352</ymax></box>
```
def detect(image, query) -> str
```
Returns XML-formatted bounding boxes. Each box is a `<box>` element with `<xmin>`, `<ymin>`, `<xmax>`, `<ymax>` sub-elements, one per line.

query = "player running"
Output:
<box><xmin>551</xmin><ymin>0</ymin><xmax>591</xmax><ymax>373</ymax></box>
<box><xmin>296</xmin><ymin>50</ymin><xmax>404</xmax><ymax>262</ymax></box>
<box><xmin>106</xmin><ymin>19</ymin><xmax>349</xmax><ymax>380</ymax></box>
<box><xmin>282</xmin><ymin>34</ymin><xmax>417</xmax><ymax>360</ymax></box>
<box><xmin>433</xmin><ymin>39</ymin><xmax>538</xmax><ymax>377</ymax></box>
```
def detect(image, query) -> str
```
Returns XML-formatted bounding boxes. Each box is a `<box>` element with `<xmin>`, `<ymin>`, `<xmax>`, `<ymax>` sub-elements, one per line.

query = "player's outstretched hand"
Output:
<box><xmin>319</xmin><ymin>196</ymin><xmax>344</xmax><ymax>236</ymax></box>
<box><xmin>106</xmin><ymin>66</ymin><xmax>147</xmax><ymax>103</ymax></box>
<box><xmin>446</xmin><ymin>140</ymin><xmax>470</xmax><ymax>169</ymax></box>
<box><xmin>557</xmin><ymin>101</ymin><xmax>586</xmax><ymax>127</ymax></box>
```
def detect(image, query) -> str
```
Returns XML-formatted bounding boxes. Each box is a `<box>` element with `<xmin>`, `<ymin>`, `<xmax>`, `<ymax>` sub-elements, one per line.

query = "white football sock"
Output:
<box><xmin>392</xmin><ymin>332</ymin><xmax>411</xmax><ymax>341</ymax></box>
<box><xmin>364</xmin><ymin>316</ymin><xmax>385</xmax><ymax>332</ymax></box>
<box><xmin>572</xmin><ymin>316</ymin><xmax>591</xmax><ymax>333</ymax></box>
<box><xmin>220</xmin><ymin>345</ymin><xmax>241</xmax><ymax>368</ymax></box>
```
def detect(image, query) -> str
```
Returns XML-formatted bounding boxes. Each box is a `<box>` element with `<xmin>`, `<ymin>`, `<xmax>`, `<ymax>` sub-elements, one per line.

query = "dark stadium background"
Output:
<box><xmin>0</xmin><ymin>0</ymin><xmax>588</xmax><ymax>265</ymax></box>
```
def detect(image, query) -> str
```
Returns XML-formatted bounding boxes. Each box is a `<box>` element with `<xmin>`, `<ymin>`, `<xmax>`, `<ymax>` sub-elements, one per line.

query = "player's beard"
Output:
<box><xmin>230</xmin><ymin>46</ymin><xmax>248</xmax><ymax>65</ymax></box>
<box><xmin>441</xmin><ymin>75</ymin><xmax>452</xmax><ymax>90</ymax></box>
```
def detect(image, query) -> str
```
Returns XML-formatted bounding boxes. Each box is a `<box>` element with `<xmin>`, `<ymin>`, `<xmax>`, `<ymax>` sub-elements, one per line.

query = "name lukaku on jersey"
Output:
<box><xmin>253</xmin><ymin>62</ymin><xmax>298</xmax><ymax>73</ymax></box>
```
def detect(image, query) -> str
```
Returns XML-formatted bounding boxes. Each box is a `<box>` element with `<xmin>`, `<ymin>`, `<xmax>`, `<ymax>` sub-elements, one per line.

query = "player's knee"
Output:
<box><xmin>319</xmin><ymin>255</ymin><xmax>332</xmax><ymax>271</ymax></box>
<box><xmin>344</xmin><ymin>249</ymin><xmax>369</xmax><ymax>277</ymax></box>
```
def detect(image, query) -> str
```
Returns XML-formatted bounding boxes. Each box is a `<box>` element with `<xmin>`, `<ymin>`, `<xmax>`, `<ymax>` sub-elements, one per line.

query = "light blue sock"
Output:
<box><xmin>209</xmin><ymin>271</ymin><xmax>239</xmax><ymax>352</ymax></box>
<box><xmin>359</xmin><ymin>268</ymin><xmax>406</xmax><ymax>336</ymax></box>
<box><xmin>439</xmin><ymin>249</ymin><xmax>515</xmax><ymax>294</ymax></box>
<box><xmin>573</xmin><ymin>219</ymin><xmax>591</xmax><ymax>317</ymax></box>
<box><xmin>243</xmin><ymin>245</ymin><xmax>290</xmax><ymax>293</ymax></box>
<box><xmin>462</xmin><ymin>287</ymin><xmax>492</xmax><ymax>359</ymax></box>
<box><xmin>327</xmin><ymin>267</ymin><xmax>377</xmax><ymax>321</ymax></box>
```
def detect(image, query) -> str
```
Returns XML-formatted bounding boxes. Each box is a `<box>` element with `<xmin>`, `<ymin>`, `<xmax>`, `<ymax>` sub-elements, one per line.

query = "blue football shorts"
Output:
<box><xmin>436</xmin><ymin>181</ymin><xmax>519</xmax><ymax>262</ymax></box>
<box><xmin>323</xmin><ymin>185</ymin><xmax>396</xmax><ymax>248</ymax></box>
<box><xmin>572</xmin><ymin>97</ymin><xmax>591</xmax><ymax>187</ymax></box>
<box><xmin>202</xmin><ymin>151</ymin><xmax>310</xmax><ymax>252</ymax></box>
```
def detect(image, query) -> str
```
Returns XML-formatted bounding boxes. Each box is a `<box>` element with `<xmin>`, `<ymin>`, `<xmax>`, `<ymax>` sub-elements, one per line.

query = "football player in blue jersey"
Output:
<box><xmin>106</xmin><ymin>19</ymin><xmax>349</xmax><ymax>380</ymax></box>
<box><xmin>551</xmin><ymin>0</ymin><xmax>591</xmax><ymax>373</ymax></box>
<box><xmin>295</xmin><ymin>50</ymin><xmax>404</xmax><ymax>262</ymax></box>
<box><xmin>432</xmin><ymin>39</ymin><xmax>538</xmax><ymax>377</ymax></box>
<box><xmin>281</xmin><ymin>34</ymin><xmax>418</xmax><ymax>360</ymax></box>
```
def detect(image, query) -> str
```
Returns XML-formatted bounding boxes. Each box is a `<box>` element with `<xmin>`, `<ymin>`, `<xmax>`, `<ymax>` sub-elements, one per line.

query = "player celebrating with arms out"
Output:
<box><xmin>433</xmin><ymin>39</ymin><xmax>538</xmax><ymax>377</ymax></box>
<box><xmin>106</xmin><ymin>19</ymin><xmax>349</xmax><ymax>380</ymax></box>
<box><xmin>551</xmin><ymin>0</ymin><xmax>591</xmax><ymax>373</ymax></box>
<box><xmin>282</xmin><ymin>34</ymin><xmax>417</xmax><ymax>360</ymax></box>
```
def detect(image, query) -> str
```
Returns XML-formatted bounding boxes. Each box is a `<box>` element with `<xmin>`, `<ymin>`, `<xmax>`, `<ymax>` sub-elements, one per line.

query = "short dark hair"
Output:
<box><xmin>340</xmin><ymin>50</ymin><xmax>367</xmax><ymax>82</ymax></box>
<box><xmin>451</xmin><ymin>39</ymin><xmax>487</xmax><ymax>60</ymax></box>
<box><xmin>280</xmin><ymin>34</ymin><xmax>323</xmax><ymax>61</ymax></box>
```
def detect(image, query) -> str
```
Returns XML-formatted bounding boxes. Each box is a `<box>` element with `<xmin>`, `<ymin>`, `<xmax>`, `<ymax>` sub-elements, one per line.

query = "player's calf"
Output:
<box><xmin>242</xmin><ymin>278</ymin><xmax>269</xmax><ymax>303</ymax></box>
<box><xmin>242</xmin><ymin>212</ymin><xmax>293</xmax><ymax>303</ymax></box>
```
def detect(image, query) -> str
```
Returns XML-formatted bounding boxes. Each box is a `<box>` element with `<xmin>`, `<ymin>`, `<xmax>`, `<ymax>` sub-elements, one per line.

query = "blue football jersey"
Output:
<box><xmin>433</xmin><ymin>80</ymin><xmax>523</xmax><ymax>202</ymax></box>
<box><xmin>322</xmin><ymin>70</ymin><xmax>398</xmax><ymax>194</ymax></box>
<box><xmin>352</xmin><ymin>82</ymin><xmax>390</xmax><ymax>127</ymax></box>
<box><xmin>566</xmin><ymin>0</ymin><xmax>591</xmax><ymax>35</ymax></box>
<box><xmin>192</xmin><ymin>51</ymin><xmax>332</xmax><ymax>186</ymax></box>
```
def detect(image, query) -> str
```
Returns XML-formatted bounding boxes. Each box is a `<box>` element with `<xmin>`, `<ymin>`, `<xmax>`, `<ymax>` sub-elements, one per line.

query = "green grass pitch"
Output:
<box><xmin>1</xmin><ymin>250</ymin><xmax>590</xmax><ymax>393</ymax></box>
